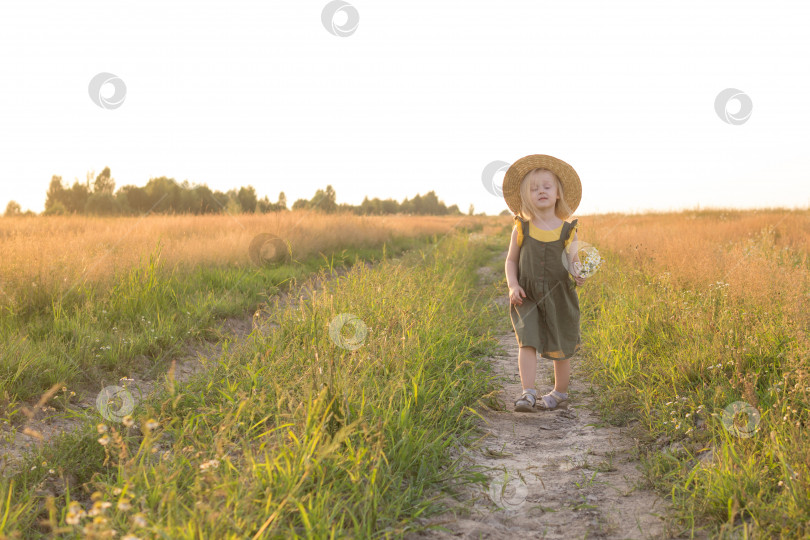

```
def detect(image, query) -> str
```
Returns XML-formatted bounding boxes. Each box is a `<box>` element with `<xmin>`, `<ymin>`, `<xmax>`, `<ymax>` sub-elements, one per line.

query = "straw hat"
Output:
<box><xmin>501</xmin><ymin>154</ymin><xmax>582</xmax><ymax>219</ymax></box>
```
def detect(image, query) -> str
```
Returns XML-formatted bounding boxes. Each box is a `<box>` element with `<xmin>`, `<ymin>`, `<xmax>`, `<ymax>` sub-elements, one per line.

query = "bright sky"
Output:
<box><xmin>1</xmin><ymin>1</ymin><xmax>808</xmax><ymax>216</ymax></box>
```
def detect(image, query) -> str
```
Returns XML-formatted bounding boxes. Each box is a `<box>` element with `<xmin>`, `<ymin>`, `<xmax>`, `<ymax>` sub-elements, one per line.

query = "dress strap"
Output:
<box><xmin>514</xmin><ymin>215</ymin><xmax>528</xmax><ymax>247</ymax></box>
<box><xmin>563</xmin><ymin>218</ymin><xmax>579</xmax><ymax>250</ymax></box>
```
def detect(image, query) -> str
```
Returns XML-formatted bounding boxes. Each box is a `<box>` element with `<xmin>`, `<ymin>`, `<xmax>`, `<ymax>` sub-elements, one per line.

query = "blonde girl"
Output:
<box><xmin>501</xmin><ymin>155</ymin><xmax>586</xmax><ymax>412</ymax></box>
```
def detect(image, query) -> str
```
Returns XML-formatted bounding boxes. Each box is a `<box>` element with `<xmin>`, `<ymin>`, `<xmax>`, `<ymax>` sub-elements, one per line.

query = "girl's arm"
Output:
<box><xmin>505</xmin><ymin>225</ymin><xmax>521</xmax><ymax>288</ymax></box>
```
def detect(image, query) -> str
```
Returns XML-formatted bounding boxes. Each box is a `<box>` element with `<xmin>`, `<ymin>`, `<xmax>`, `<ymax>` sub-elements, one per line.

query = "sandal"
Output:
<box><xmin>537</xmin><ymin>389</ymin><xmax>569</xmax><ymax>410</ymax></box>
<box><xmin>514</xmin><ymin>390</ymin><xmax>537</xmax><ymax>412</ymax></box>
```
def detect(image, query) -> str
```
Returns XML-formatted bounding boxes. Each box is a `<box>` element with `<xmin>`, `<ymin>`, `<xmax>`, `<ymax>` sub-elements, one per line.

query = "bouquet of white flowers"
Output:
<box><xmin>571</xmin><ymin>246</ymin><xmax>603</xmax><ymax>279</ymax></box>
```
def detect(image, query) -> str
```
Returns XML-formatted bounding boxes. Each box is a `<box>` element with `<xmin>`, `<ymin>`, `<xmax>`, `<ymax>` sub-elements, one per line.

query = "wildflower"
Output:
<box><xmin>122</xmin><ymin>415</ymin><xmax>134</xmax><ymax>427</ymax></box>
<box><xmin>145</xmin><ymin>418</ymin><xmax>159</xmax><ymax>430</ymax></box>
<box><xmin>66</xmin><ymin>501</ymin><xmax>86</xmax><ymax>525</ymax></box>
<box><xmin>49</xmin><ymin>469</ymin><xmax>55</xmax><ymax>474</ymax></box>
<box><xmin>200</xmin><ymin>459</ymin><xmax>220</xmax><ymax>471</ymax></box>
<box><xmin>117</xmin><ymin>499</ymin><xmax>132</xmax><ymax>511</ymax></box>
<box><xmin>778</xmin><ymin>480</ymin><xmax>784</xmax><ymax>486</ymax></box>
<box><xmin>62</xmin><ymin>386</ymin><xmax>67</xmax><ymax>392</ymax></box>
<box><xmin>685</xmin><ymin>413</ymin><xmax>691</xmax><ymax>418</ymax></box>
<box><xmin>97</xmin><ymin>423</ymin><xmax>108</xmax><ymax>434</ymax></box>
<box><xmin>98</xmin><ymin>435</ymin><xmax>110</xmax><ymax>446</ymax></box>
<box><xmin>133</xmin><ymin>513</ymin><xmax>148</xmax><ymax>527</ymax></box>
<box><xmin>113</xmin><ymin>487</ymin><xmax>123</xmax><ymax>495</ymax></box>
<box><xmin>88</xmin><ymin>500</ymin><xmax>112</xmax><ymax>516</ymax></box>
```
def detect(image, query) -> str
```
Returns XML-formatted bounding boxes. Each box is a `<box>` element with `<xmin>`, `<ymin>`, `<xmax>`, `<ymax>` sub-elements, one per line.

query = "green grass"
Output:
<box><xmin>0</xmin><ymin>234</ymin><xmax>445</xmax><ymax>417</ymax></box>
<box><xmin>0</xmin><ymin>232</ymin><xmax>506</xmax><ymax>538</ymax></box>
<box><xmin>577</xmin><ymin>247</ymin><xmax>810</xmax><ymax>538</ymax></box>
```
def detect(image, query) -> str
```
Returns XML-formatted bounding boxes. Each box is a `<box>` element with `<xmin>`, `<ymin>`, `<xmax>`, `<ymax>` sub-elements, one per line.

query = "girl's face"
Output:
<box><xmin>528</xmin><ymin>170</ymin><xmax>559</xmax><ymax>213</ymax></box>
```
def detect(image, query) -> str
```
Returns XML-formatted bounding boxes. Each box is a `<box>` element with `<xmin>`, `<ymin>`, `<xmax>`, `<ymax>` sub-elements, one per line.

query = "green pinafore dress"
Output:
<box><xmin>510</xmin><ymin>216</ymin><xmax>582</xmax><ymax>360</ymax></box>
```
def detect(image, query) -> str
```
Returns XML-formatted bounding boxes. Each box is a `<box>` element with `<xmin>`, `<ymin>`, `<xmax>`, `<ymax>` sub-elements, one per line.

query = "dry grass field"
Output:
<box><xmin>0</xmin><ymin>212</ymin><xmax>496</xmax><ymax>315</ymax></box>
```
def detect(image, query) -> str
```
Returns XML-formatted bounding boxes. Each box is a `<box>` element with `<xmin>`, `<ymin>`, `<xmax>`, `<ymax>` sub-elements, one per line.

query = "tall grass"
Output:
<box><xmin>575</xmin><ymin>207</ymin><xmax>810</xmax><ymax>537</ymax></box>
<box><xmin>0</xmin><ymin>212</ymin><xmax>496</xmax><ymax>317</ymax></box>
<box><xmin>0</xmin><ymin>213</ymin><xmax>500</xmax><ymax>420</ymax></box>
<box><xmin>0</xmin><ymin>232</ymin><xmax>504</xmax><ymax>538</ymax></box>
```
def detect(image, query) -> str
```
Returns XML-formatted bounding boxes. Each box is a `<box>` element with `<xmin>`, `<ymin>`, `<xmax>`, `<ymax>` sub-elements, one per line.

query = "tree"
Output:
<box><xmin>43</xmin><ymin>200</ymin><xmax>67</xmax><ymax>216</ymax></box>
<box><xmin>278</xmin><ymin>192</ymin><xmax>287</xmax><ymax>210</ymax></box>
<box><xmin>63</xmin><ymin>179</ymin><xmax>91</xmax><ymax>213</ymax></box>
<box><xmin>45</xmin><ymin>175</ymin><xmax>66</xmax><ymax>213</ymax></box>
<box><xmin>308</xmin><ymin>185</ymin><xmax>337</xmax><ymax>213</ymax></box>
<box><xmin>237</xmin><ymin>186</ymin><xmax>258</xmax><ymax>213</ymax></box>
<box><xmin>4</xmin><ymin>200</ymin><xmax>21</xmax><ymax>217</ymax></box>
<box><xmin>225</xmin><ymin>197</ymin><xmax>242</xmax><ymax>215</ymax></box>
<box><xmin>85</xmin><ymin>192</ymin><xmax>120</xmax><ymax>215</ymax></box>
<box><xmin>92</xmin><ymin>167</ymin><xmax>115</xmax><ymax>195</ymax></box>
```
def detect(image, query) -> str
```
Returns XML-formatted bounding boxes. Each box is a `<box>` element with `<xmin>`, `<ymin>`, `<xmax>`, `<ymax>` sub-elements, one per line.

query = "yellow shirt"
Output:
<box><xmin>528</xmin><ymin>220</ymin><xmax>563</xmax><ymax>242</ymax></box>
<box><xmin>514</xmin><ymin>216</ymin><xmax>578</xmax><ymax>250</ymax></box>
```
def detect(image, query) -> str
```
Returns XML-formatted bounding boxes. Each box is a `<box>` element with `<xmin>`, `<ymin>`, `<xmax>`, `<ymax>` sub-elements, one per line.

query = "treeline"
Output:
<box><xmin>3</xmin><ymin>167</ymin><xmax>467</xmax><ymax>217</ymax></box>
<box><xmin>5</xmin><ymin>167</ymin><xmax>473</xmax><ymax>216</ymax></box>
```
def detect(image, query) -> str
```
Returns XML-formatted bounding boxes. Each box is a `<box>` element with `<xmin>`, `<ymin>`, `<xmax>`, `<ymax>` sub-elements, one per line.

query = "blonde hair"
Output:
<box><xmin>518</xmin><ymin>168</ymin><xmax>572</xmax><ymax>221</ymax></box>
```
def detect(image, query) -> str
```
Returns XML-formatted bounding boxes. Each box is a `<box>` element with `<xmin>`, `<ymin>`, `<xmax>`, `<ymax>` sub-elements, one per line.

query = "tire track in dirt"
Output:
<box><xmin>0</xmin><ymin>262</ymin><xmax>371</xmax><ymax>479</ymax></box>
<box><xmin>405</xmin><ymin>258</ymin><xmax>702</xmax><ymax>540</ymax></box>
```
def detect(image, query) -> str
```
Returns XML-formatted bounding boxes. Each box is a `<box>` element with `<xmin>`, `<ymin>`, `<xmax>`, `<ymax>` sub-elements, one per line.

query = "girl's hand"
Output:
<box><xmin>571</xmin><ymin>259</ymin><xmax>587</xmax><ymax>286</ymax></box>
<box><xmin>509</xmin><ymin>285</ymin><xmax>527</xmax><ymax>305</ymax></box>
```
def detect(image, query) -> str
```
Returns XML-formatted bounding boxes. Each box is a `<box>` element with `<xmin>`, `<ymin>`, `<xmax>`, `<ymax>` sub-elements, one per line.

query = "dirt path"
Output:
<box><xmin>405</xmin><ymin>259</ymin><xmax>691</xmax><ymax>539</ymax></box>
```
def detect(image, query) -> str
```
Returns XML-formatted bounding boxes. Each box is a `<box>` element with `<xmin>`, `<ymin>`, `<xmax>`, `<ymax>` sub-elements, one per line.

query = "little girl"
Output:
<box><xmin>501</xmin><ymin>154</ymin><xmax>586</xmax><ymax>412</ymax></box>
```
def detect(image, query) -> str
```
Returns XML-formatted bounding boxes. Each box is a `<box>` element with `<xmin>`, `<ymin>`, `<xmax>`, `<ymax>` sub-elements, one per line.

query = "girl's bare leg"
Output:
<box><xmin>553</xmin><ymin>358</ymin><xmax>571</xmax><ymax>393</ymax></box>
<box><xmin>518</xmin><ymin>346</ymin><xmax>537</xmax><ymax>390</ymax></box>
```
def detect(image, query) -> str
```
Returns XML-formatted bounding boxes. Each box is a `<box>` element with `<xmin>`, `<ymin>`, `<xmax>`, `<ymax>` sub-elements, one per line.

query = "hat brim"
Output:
<box><xmin>502</xmin><ymin>154</ymin><xmax>581</xmax><ymax>219</ymax></box>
